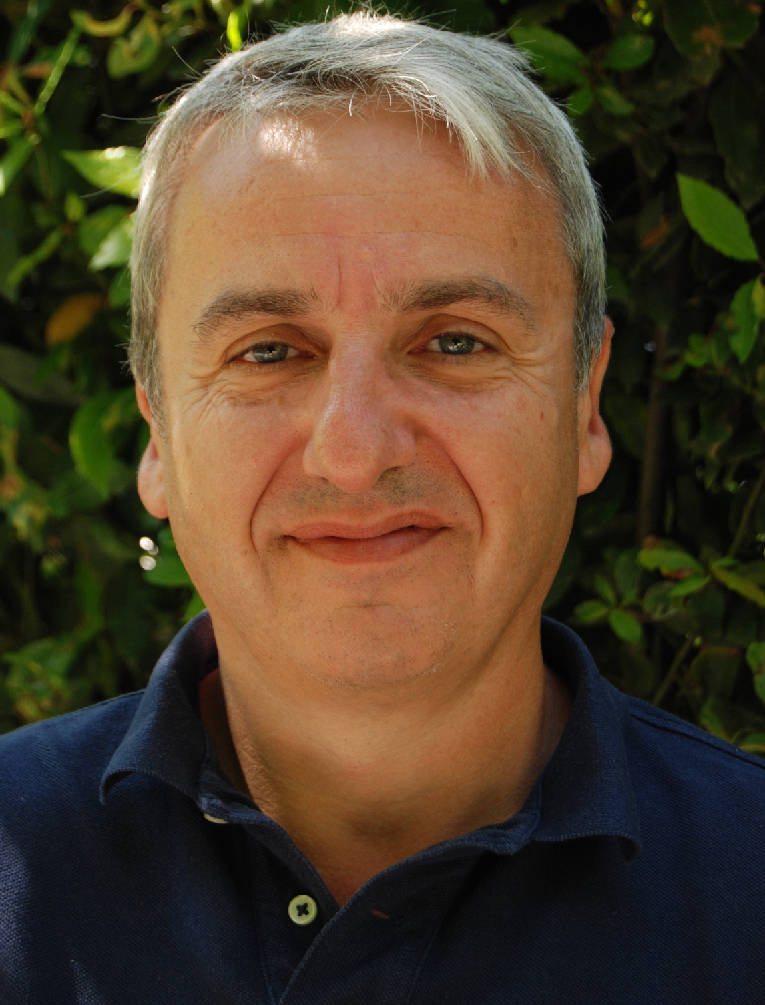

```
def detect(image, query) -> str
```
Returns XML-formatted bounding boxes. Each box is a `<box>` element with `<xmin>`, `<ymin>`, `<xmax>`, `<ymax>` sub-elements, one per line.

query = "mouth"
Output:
<box><xmin>285</xmin><ymin>514</ymin><xmax>445</xmax><ymax>564</ymax></box>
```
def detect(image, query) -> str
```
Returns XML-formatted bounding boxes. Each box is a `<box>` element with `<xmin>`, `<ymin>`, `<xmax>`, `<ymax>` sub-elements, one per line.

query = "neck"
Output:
<box><xmin>200</xmin><ymin>617</ymin><xmax>571</xmax><ymax>907</ymax></box>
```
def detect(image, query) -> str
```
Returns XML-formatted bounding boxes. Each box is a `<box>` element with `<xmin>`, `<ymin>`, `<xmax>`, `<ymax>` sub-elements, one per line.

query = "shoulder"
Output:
<box><xmin>622</xmin><ymin>694</ymin><xmax>765</xmax><ymax>836</ymax></box>
<box><xmin>625</xmin><ymin>694</ymin><xmax>765</xmax><ymax>777</ymax></box>
<box><xmin>0</xmin><ymin>693</ymin><xmax>142</xmax><ymax>817</ymax></box>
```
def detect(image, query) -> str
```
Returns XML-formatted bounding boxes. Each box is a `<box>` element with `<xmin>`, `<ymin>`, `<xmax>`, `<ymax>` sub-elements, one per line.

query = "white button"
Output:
<box><xmin>203</xmin><ymin>812</ymin><xmax>228</xmax><ymax>824</ymax></box>
<box><xmin>288</xmin><ymin>894</ymin><xmax>318</xmax><ymax>925</ymax></box>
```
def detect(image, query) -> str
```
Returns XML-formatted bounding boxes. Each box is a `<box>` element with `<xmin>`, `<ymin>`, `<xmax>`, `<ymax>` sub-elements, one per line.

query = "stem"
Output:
<box><xmin>652</xmin><ymin>634</ymin><xmax>695</xmax><ymax>707</ymax></box>
<box><xmin>34</xmin><ymin>28</ymin><xmax>79</xmax><ymax>117</ymax></box>
<box><xmin>727</xmin><ymin>461</ymin><xmax>765</xmax><ymax>559</ymax></box>
<box><xmin>636</xmin><ymin>324</ymin><xmax>667</xmax><ymax>544</ymax></box>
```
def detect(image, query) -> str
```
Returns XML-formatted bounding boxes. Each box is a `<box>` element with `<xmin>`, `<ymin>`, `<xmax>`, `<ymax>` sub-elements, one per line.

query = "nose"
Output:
<box><xmin>302</xmin><ymin>343</ymin><xmax>417</xmax><ymax>493</ymax></box>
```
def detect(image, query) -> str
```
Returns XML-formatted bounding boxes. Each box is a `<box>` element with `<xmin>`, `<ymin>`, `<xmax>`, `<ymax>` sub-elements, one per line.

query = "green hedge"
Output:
<box><xmin>1</xmin><ymin>0</ymin><xmax>764</xmax><ymax>749</ymax></box>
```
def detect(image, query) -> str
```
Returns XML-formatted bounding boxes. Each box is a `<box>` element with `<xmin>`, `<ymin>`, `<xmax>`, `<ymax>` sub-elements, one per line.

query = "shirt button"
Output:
<box><xmin>203</xmin><ymin>813</ymin><xmax>228</xmax><ymax>824</ymax></box>
<box><xmin>288</xmin><ymin>894</ymin><xmax>318</xmax><ymax>926</ymax></box>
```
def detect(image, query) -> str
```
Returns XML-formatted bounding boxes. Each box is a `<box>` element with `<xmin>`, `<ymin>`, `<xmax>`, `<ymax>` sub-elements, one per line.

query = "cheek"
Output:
<box><xmin>162</xmin><ymin>396</ymin><xmax>303</xmax><ymax>539</ymax></box>
<box><xmin>427</xmin><ymin>384</ymin><xmax>578</xmax><ymax>540</ymax></box>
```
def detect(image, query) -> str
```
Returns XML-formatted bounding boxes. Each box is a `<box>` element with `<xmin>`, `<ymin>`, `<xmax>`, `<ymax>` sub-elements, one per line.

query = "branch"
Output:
<box><xmin>652</xmin><ymin>633</ymin><xmax>695</xmax><ymax>707</ymax></box>
<box><xmin>727</xmin><ymin>461</ymin><xmax>765</xmax><ymax>560</ymax></box>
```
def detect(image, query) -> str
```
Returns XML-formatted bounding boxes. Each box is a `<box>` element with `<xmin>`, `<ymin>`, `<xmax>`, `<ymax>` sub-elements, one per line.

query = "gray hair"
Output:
<box><xmin>129</xmin><ymin>11</ymin><xmax>605</xmax><ymax>414</ymax></box>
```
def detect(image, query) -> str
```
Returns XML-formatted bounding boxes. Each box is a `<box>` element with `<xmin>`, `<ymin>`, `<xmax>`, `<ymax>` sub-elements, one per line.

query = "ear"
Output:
<box><xmin>577</xmin><ymin>317</ymin><xmax>613</xmax><ymax>497</ymax></box>
<box><xmin>135</xmin><ymin>385</ymin><xmax>169</xmax><ymax>519</ymax></box>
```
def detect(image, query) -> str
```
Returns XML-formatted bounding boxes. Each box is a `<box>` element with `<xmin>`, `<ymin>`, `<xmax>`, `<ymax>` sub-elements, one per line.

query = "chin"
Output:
<box><xmin>302</xmin><ymin>650</ymin><xmax>447</xmax><ymax>691</ymax></box>
<box><xmin>293</xmin><ymin>607</ymin><xmax>460</xmax><ymax>691</ymax></box>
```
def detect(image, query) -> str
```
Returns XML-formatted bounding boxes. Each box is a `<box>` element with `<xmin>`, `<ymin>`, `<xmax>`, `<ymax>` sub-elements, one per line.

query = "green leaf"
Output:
<box><xmin>708</xmin><ymin>73</ymin><xmax>765</xmax><ymax>209</ymax></box>
<box><xmin>64</xmin><ymin>191</ymin><xmax>85</xmax><ymax>223</ymax></box>
<box><xmin>0</xmin><ymin>122</ymin><xmax>24</xmax><ymax>142</ymax></box>
<box><xmin>729</xmin><ymin>280</ymin><xmax>761</xmax><ymax>365</ymax></box>
<box><xmin>614</xmin><ymin>549</ymin><xmax>642</xmax><ymax>603</ymax></box>
<box><xmin>46</xmin><ymin>470</ymin><xmax>102</xmax><ymax>516</ymax></box>
<box><xmin>641</xmin><ymin>581</ymin><xmax>687</xmax><ymax>626</ymax></box>
<box><xmin>739</xmin><ymin>732</ymin><xmax>765</xmax><ymax>753</ymax></box>
<box><xmin>79</xmin><ymin>205</ymin><xmax>128</xmax><ymax>256</ymax></box>
<box><xmin>698</xmin><ymin>696</ymin><xmax>729</xmax><ymax>739</ymax></box>
<box><xmin>752</xmin><ymin>279</ymin><xmax>765</xmax><ymax>321</ymax></box>
<box><xmin>184</xmin><ymin>590</ymin><xmax>206</xmax><ymax>622</ymax></box>
<box><xmin>62</xmin><ymin>147</ymin><xmax>141</xmax><ymax>199</ymax></box>
<box><xmin>683</xmin><ymin>332</ymin><xmax>712</xmax><ymax>369</ymax></box>
<box><xmin>594</xmin><ymin>573</ymin><xmax>617</xmax><ymax>605</ymax></box>
<box><xmin>603</xmin><ymin>34</ymin><xmax>655</xmax><ymax>70</ymax></box>
<box><xmin>0</xmin><ymin>138</ymin><xmax>35</xmax><ymax>197</ymax></box>
<box><xmin>677</xmin><ymin>174</ymin><xmax>758</xmax><ymax>262</ymax></box>
<box><xmin>509</xmin><ymin>26</ymin><xmax>587</xmax><ymax>84</ymax></box>
<box><xmin>664</xmin><ymin>0</ymin><xmax>759</xmax><ymax>61</ymax></box>
<box><xmin>3</xmin><ymin>634</ymin><xmax>79</xmax><ymax>722</ymax></box>
<box><xmin>659</xmin><ymin>360</ymin><xmax>686</xmax><ymax>382</ymax></box>
<box><xmin>0</xmin><ymin>345</ymin><xmax>81</xmax><ymax>405</ymax></box>
<box><xmin>668</xmin><ymin>574</ymin><xmax>711</xmax><ymax>598</ymax></box>
<box><xmin>746</xmin><ymin>640</ymin><xmax>765</xmax><ymax>673</ymax></box>
<box><xmin>690</xmin><ymin>646</ymin><xmax>740</xmax><ymax>699</ymax></box>
<box><xmin>8</xmin><ymin>0</ymin><xmax>52</xmax><ymax>63</ymax></box>
<box><xmin>144</xmin><ymin>551</ymin><xmax>193</xmax><ymax>587</ymax></box>
<box><xmin>226</xmin><ymin>14</ymin><xmax>242</xmax><ymax>52</ymax></box>
<box><xmin>90</xmin><ymin>214</ymin><xmax>133</xmax><ymax>270</ymax></box>
<box><xmin>574</xmin><ymin>599</ymin><xmax>610</xmax><ymax>623</ymax></box>
<box><xmin>70</xmin><ymin>8</ymin><xmax>134</xmax><ymax>37</ymax></box>
<box><xmin>567</xmin><ymin>84</ymin><xmax>592</xmax><ymax>116</ymax></box>
<box><xmin>711</xmin><ymin>564</ymin><xmax>765</xmax><ymax>607</ymax></box>
<box><xmin>0</xmin><ymin>385</ymin><xmax>21</xmax><ymax>430</ymax></box>
<box><xmin>595</xmin><ymin>84</ymin><xmax>635</xmax><ymax>117</ymax></box>
<box><xmin>109</xmin><ymin>268</ymin><xmax>131</xmax><ymax>308</ymax></box>
<box><xmin>638</xmin><ymin>543</ymin><xmax>704</xmax><ymax>576</ymax></box>
<box><xmin>0</xmin><ymin>92</ymin><xmax>26</xmax><ymax>116</ymax></box>
<box><xmin>5</xmin><ymin>227</ymin><xmax>63</xmax><ymax>293</ymax></box>
<box><xmin>69</xmin><ymin>392</ymin><xmax>119</xmax><ymax>496</ymax></box>
<box><xmin>107</xmin><ymin>16</ymin><xmax>162</xmax><ymax>79</ymax></box>
<box><xmin>608</xmin><ymin>608</ymin><xmax>643</xmax><ymax>645</ymax></box>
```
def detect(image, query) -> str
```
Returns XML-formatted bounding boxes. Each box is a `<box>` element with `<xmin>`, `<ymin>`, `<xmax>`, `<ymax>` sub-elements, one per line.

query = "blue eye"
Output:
<box><xmin>428</xmin><ymin>335</ymin><xmax>482</xmax><ymax>355</ymax></box>
<box><xmin>242</xmin><ymin>342</ymin><xmax>296</xmax><ymax>363</ymax></box>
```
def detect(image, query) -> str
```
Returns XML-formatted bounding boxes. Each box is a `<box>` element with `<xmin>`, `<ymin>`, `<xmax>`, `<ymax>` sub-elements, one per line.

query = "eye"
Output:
<box><xmin>240</xmin><ymin>341</ymin><xmax>300</xmax><ymax>364</ymax></box>
<box><xmin>426</xmin><ymin>334</ymin><xmax>486</xmax><ymax>355</ymax></box>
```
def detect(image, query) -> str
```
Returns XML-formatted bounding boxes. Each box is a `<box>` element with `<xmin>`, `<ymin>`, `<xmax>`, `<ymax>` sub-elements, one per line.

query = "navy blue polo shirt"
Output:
<box><xmin>1</xmin><ymin>613</ymin><xmax>764</xmax><ymax>1004</ymax></box>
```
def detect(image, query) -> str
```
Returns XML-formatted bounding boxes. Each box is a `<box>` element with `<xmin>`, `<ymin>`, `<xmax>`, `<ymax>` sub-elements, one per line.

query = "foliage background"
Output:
<box><xmin>1</xmin><ymin>0</ymin><xmax>764</xmax><ymax>748</ymax></box>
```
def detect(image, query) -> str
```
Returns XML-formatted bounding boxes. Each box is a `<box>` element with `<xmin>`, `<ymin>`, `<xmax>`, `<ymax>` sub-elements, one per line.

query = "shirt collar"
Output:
<box><xmin>536</xmin><ymin>617</ymin><xmax>641</xmax><ymax>861</ymax></box>
<box><xmin>100</xmin><ymin>612</ymin><xmax>218</xmax><ymax>805</ymax></box>
<box><xmin>101</xmin><ymin>612</ymin><xmax>640</xmax><ymax>861</ymax></box>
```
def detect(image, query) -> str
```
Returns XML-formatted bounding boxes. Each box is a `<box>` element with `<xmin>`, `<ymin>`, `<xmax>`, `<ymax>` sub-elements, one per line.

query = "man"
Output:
<box><xmin>1</xmin><ymin>12</ymin><xmax>763</xmax><ymax>1004</ymax></box>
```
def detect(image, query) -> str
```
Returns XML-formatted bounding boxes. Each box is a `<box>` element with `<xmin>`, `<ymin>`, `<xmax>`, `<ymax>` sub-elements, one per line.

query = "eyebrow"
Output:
<box><xmin>390</xmin><ymin>277</ymin><xmax>534</xmax><ymax>327</ymax></box>
<box><xmin>192</xmin><ymin>289</ymin><xmax>321</xmax><ymax>344</ymax></box>
<box><xmin>191</xmin><ymin>276</ymin><xmax>534</xmax><ymax>344</ymax></box>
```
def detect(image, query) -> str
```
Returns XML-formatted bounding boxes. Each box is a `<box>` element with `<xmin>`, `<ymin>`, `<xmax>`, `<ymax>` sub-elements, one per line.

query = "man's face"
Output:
<box><xmin>139</xmin><ymin>110</ymin><xmax>609</xmax><ymax>689</ymax></box>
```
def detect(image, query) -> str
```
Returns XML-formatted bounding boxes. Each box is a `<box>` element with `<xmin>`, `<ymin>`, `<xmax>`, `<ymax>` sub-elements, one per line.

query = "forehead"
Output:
<box><xmin>162</xmin><ymin>109</ymin><xmax>573</xmax><ymax>322</ymax></box>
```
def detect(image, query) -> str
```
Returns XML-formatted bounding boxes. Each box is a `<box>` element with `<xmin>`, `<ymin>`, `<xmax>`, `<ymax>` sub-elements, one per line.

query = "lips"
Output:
<box><xmin>284</xmin><ymin>513</ymin><xmax>445</xmax><ymax>563</ymax></box>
